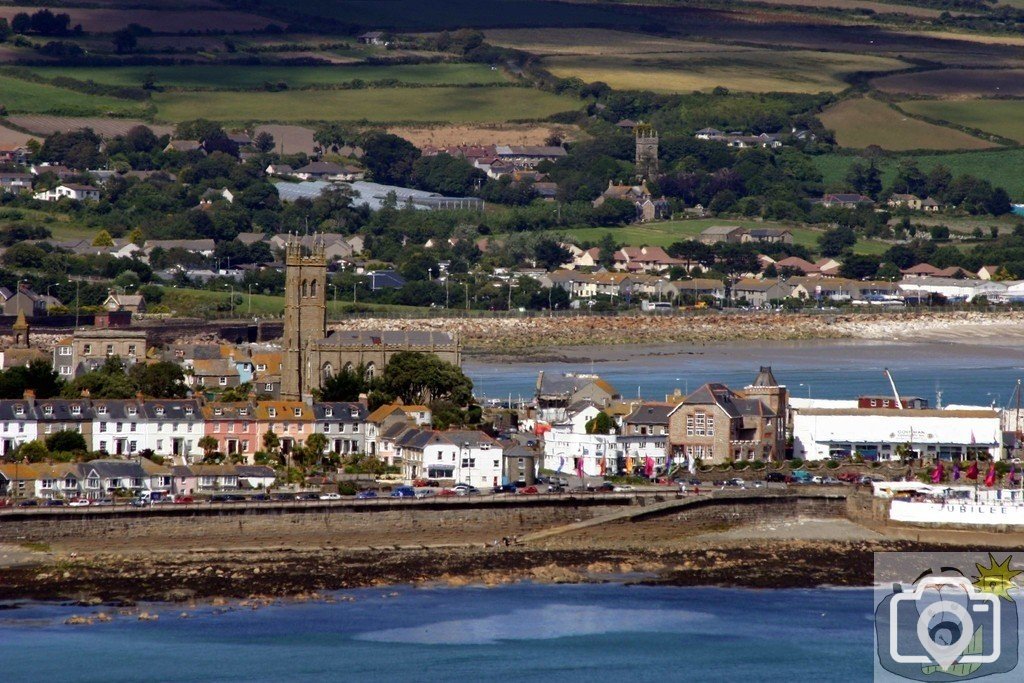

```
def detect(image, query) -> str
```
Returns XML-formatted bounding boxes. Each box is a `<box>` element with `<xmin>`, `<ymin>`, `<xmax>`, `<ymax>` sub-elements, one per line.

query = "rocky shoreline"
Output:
<box><xmin>323</xmin><ymin>311</ymin><xmax>1024</xmax><ymax>355</ymax></box>
<box><xmin>0</xmin><ymin>539</ymin><xmax>977</xmax><ymax>605</ymax></box>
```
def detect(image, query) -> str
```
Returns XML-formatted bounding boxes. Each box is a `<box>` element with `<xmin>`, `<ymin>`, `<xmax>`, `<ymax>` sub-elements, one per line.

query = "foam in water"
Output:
<box><xmin>356</xmin><ymin>604</ymin><xmax>714</xmax><ymax>645</ymax></box>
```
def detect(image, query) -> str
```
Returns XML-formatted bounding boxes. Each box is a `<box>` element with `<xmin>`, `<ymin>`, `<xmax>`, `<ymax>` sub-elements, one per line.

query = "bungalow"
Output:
<box><xmin>78</xmin><ymin>460</ymin><xmax>148</xmax><ymax>499</ymax></box>
<box><xmin>818</xmin><ymin>193</ymin><xmax>874</xmax><ymax>209</ymax></box>
<box><xmin>698</xmin><ymin>225</ymin><xmax>746</xmax><ymax>245</ymax></box>
<box><xmin>191</xmin><ymin>464</ymin><xmax>239</xmax><ymax>491</ymax></box>
<box><xmin>33</xmin><ymin>184</ymin><xmax>100</xmax><ymax>202</ymax></box>
<box><xmin>293</xmin><ymin>161</ymin><xmax>364</xmax><ymax>182</ymax></box>
<box><xmin>674</xmin><ymin>277</ymin><xmax>727</xmax><ymax>302</ymax></box>
<box><xmin>102</xmin><ymin>291</ymin><xmax>146</xmax><ymax>314</ymax></box>
<box><xmin>731</xmin><ymin>278</ymin><xmax>794</xmax><ymax>307</ymax></box>
<box><xmin>743</xmin><ymin>228</ymin><xmax>793</xmax><ymax>245</ymax></box>
<box><xmin>236</xmin><ymin>465</ymin><xmax>276</xmax><ymax>489</ymax></box>
<box><xmin>144</xmin><ymin>239</ymin><xmax>216</xmax><ymax>258</ymax></box>
<box><xmin>773</xmin><ymin>256</ymin><xmax>821</xmax><ymax>277</ymax></box>
<box><xmin>612</xmin><ymin>246</ymin><xmax>683</xmax><ymax>273</ymax></box>
<box><xmin>265</xmin><ymin>163</ymin><xmax>294</xmax><ymax>176</ymax></box>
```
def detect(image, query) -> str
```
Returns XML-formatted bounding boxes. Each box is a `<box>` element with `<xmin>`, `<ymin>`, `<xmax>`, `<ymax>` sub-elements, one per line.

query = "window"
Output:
<box><xmin>242</xmin><ymin>423</ymin><xmax>249</xmax><ymax>433</ymax></box>
<box><xmin>60</xmin><ymin>366</ymin><xmax>72</xmax><ymax>376</ymax></box>
<box><xmin>685</xmin><ymin>415</ymin><xmax>694</xmax><ymax>437</ymax></box>
<box><xmin>461</xmin><ymin>458</ymin><xmax>476</xmax><ymax>468</ymax></box>
<box><xmin>214</xmin><ymin>423</ymin><xmax>221</xmax><ymax>433</ymax></box>
<box><xmin>268</xmin><ymin>408</ymin><xmax>277</xmax><ymax>417</ymax></box>
<box><xmin>228</xmin><ymin>423</ymin><xmax>234</xmax><ymax>433</ymax></box>
<box><xmin>129</xmin><ymin>441</ymin><xmax>137</xmax><ymax>452</ymax></box>
<box><xmin>99</xmin><ymin>440</ymin><xmax>106</xmax><ymax>451</ymax></box>
<box><xmin>293</xmin><ymin>408</ymin><xmax>302</xmax><ymax>417</ymax></box>
<box><xmin>59</xmin><ymin>347</ymin><xmax>71</xmax><ymax>356</ymax></box>
<box><xmin>97</xmin><ymin>405</ymin><xmax>107</xmax><ymax>415</ymax></box>
<box><xmin>238</xmin><ymin>409</ymin><xmax>248</xmax><ymax>416</ymax></box>
<box><xmin>116</xmin><ymin>422</ymin><xmax>123</xmax><ymax>432</ymax></box>
<box><xmin>128</xmin><ymin>345</ymin><xmax>137</xmax><ymax>356</ymax></box>
<box><xmin>106</xmin><ymin>344</ymin><xmax>113</xmax><ymax>356</ymax></box>
<box><xmin>14</xmin><ymin>405</ymin><xmax>23</xmax><ymax>416</ymax></box>
<box><xmin>100</xmin><ymin>422</ymin><xmax>107</xmax><ymax>433</ymax></box>
<box><xmin>185</xmin><ymin>406</ymin><xmax>193</xmax><ymax>416</ymax></box>
<box><xmin>695</xmin><ymin>412</ymin><xmax>705</xmax><ymax>437</ymax></box>
<box><xmin>214</xmin><ymin>407</ymin><xmax>223</xmax><ymax>416</ymax></box>
<box><xmin>156</xmin><ymin>439</ymin><xmax>163</xmax><ymax>450</ymax></box>
<box><xmin>325</xmin><ymin>408</ymin><xmax>333</xmax><ymax>417</ymax></box>
<box><xmin>44</xmin><ymin>424</ymin><xmax>52</xmax><ymax>434</ymax></box>
<box><xmin>127</xmin><ymin>406</ymin><xmax>137</xmax><ymax>416</ymax></box>
<box><xmin>71</xmin><ymin>404</ymin><xmax>81</xmax><ymax>415</ymax></box>
<box><xmin>155</xmin><ymin>407</ymin><xmax>164</xmax><ymax>416</ymax></box>
<box><xmin>256</xmin><ymin>364</ymin><xmax>267</xmax><ymax>372</ymax></box>
<box><xmin>241</xmin><ymin>440</ymin><xmax>249</xmax><ymax>451</ymax></box>
<box><xmin>130</xmin><ymin>423</ymin><xmax>136</xmax><ymax>433</ymax></box>
<box><xmin>265</xmin><ymin>383</ymin><xmax>273</xmax><ymax>391</ymax></box>
<box><xmin>43</xmin><ymin>405</ymin><xmax>52</xmax><ymax>415</ymax></box>
<box><xmin>83</xmin><ymin>344</ymin><xmax>92</xmax><ymax>354</ymax></box>
<box><xmin>219</xmin><ymin>377</ymin><xmax>227</xmax><ymax>386</ymax></box>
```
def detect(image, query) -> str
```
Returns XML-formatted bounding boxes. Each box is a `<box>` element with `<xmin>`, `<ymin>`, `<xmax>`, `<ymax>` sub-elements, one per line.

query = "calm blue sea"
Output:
<box><xmin>466</xmin><ymin>339</ymin><xmax>1024</xmax><ymax>407</ymax></box>
<box><xmin>0</xmin><ymin>584</ymin><xmax>872</xmax><ymax>682</ymax></box>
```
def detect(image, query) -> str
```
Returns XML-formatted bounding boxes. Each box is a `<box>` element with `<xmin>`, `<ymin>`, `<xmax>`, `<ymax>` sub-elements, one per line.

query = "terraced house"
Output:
<box><xmin>313</xmin><ymin>401</ymin><xmax>368</xmax><ymax>456</ymax></box>
<box><xmin>202</xmin><ymin>402</ymin><xmax>258</xmax><ymax>463</ymax></box>
<box><xmin>255</xmin><ymin>401</ymin><xmax>314</xmax><ymax>455</ymax></box>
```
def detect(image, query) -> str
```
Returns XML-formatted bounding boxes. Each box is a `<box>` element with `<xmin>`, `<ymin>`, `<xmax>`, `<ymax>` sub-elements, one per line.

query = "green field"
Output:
<box><xmin>0</xmin><ymin>74</ymin><xmax>147</xmax><ymax>117</ymax></box>
<box><xmin>28</xmin><ymin>63</ymin><xmax>510</xmax><ymax>89</ymax></box>
<box><xmin>151</xmin><ymin>86</ymin><xmax>581</xmax><ymax>123</ymax></box>
<box><xmin>547</xmin><ymin>219</ymin><xmax>889</xmax><ymax>256</ymax></box>
<box><xmin>818</xmin><ymin>97</ymin><xmax>996</xmax><ymax>151</ymax></box>
<box><xmin>164</xmin><ymin>287</ymin><xmax>427</xmax><ymax>318</ymax></box>
<box><xmin>814</xmin><ymin>148</ymin><xmax>1024</xmax><ymax>200</ymax></box>
<box><xmin>899</xmin><ymin>99</ymin><xmax>1024</xmax><ymax>144</ymax></box>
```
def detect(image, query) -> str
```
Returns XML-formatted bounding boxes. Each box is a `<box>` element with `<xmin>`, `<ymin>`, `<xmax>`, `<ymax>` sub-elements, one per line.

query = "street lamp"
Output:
<box><xmin>330</xmin><ymin>283</ymin><xmax>337</xmax><ymax>316</ymax></box>
<box><xmin>248</xmin><ymin>284</ymin><xmax>254</xmax><ymax>317</ymax></box>
<box><xmin>223</xmin><ymin>284</ymin><xmax>234</xmax><ymax>317</ymax></box>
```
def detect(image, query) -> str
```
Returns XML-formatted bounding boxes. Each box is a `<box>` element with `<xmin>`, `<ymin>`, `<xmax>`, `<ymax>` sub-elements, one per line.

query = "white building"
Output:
<box><xmin>791</xmin><ymin>406</ymin><xmax>1002</xmax><ymax>462</ymax></box>
<box><xmin>897</xmin><ymin>277</ymin><xmax>1007</xmax><ymax>303</ymax></box>
<box><xmin>397</xmin><ymin>429</ymin><xmax>503</xmax><ymax>488</ymax></box>
<box><xmin>33</xmin><ymin>184</ymin><xmax>100</xmax><ymax>202</ymax></box>
<box><xmin>542</xmin><ymin>429</ymin><xmax>667</xmax><ymax>477</ymax></box>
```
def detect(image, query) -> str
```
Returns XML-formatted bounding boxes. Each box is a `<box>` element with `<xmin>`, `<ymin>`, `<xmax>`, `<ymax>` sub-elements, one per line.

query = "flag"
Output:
<box><xmin>688</xmin><ymin>456</ymin><xmax>696</xmax><ymax>474</ymax></box>
<box><xmin>576</xmin><ymin>457</ymin><xmax>584</xmax><ymax>479</ymax></box>
<box><xmin>644</xmin><ymin>456</ymin><xmax>654</xmax><ymax>478</ymax></box>
<box><xmin>930</xmin><ymin>461</ymin><xmax>943</xmax><ymax>484</ymax></box>
<box><xmin>599</xmin><ymin>458</ymin><xmax>607</xmax><ymax>476</ymax></box>
<box><xmin>953</xmin><ymin>463</ymin><xmax>961</xmax><ymax>481</ymax></box>
<box><xmin>966</xmin><ymin>461</ymin><xmax>979</xmax><ymax>480</ymax></box>
<box><xmin>985</xmin><ymin>464</ymin><xmax>997</xmax><ymax>487</ymax></box>
<box><xmin>970</xmin><ymin>431</ymin><xmax>976</xmax><ymax>445</ymax></box>
<box><xmin>557</xmin><ymin>457</ymin><xmax>564</xmax><ymax>474</ymax></box>
<box><xmin>626</xmin><ymin>456</ymin><xmax>634</xmax><ymax>474</ymax></box>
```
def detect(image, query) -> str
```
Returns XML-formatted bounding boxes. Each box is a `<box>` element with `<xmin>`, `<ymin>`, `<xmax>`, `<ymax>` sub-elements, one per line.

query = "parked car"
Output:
<box><xmin>94</xmin><ymin>498</ymin><xmax>114</xmax><ymax>506</ymax></box>
<box><xmin>492</xmin><ymin>484</ymin><xmax>516</xmax><ymax>494</ymax></box>
<box><xmin>413</xmin><ymin>479</ymin><xmax>441</xmax><ymax>488</ymax></box>
<box><xmin>455</xmin><ymin>485</ymin><xmax>480</xmax><ymax>496</ymax></box>
<box><xmin>587</xmin><ymin>482</ymin><xmax>615</xmax><ymax>493</ymax></box>
<box><xmin>128</xmin><ymin>497</ymin><xmax>149</xmax><ymax>507</ymax></box>
<box><xmin>173</xmin><ymin>495</ymin><xmax>194</xmax><ymax>504</ymax></box>
<box><xmin>837</xmin><ymin>472</ymin><xmax>861</xmax><ymax>483</ymax></box>
<box><xmin>436</xmin><ymin>488</ymin><xmax>458</xmax><ymax>497</ymax></box>
<box><xmin>858</xmin><ymin>475</ymin><xmax>882</xmax><ymax>485</ymax></box>
<box><xmin>414</xmin><ymin>489</ymin><xmax>435</xmax><ymax>499</ymax></box>
<box><xmin>44</xmin><ymin>499</ymin><xmax>66</xmax><ymax>507</ymax></box>
<box><xmin>356</xmin><ymin>490</ymin><xmax>378</xmax><ymax>499</ymax></box>
<box><xmin>612</xmin><ymin>485</ymin><xmax>635</xmax><ymax>492</ymax></box>
<box><xmin>319</xmin><ymin>493</ymin><xmax>342</xmax><ymax>501</ymax></box>
<box><xmin>516</xmin><ymin>485</ymin><xmax>539</xmax><ymax>495</ymax></box>
<box><xmin>819</xmin><ymin>476</ymin><xmax>842</xmax><ymax>485</ymax></box>
<box><xmin>0</xmin><ymin>498</ymin><xmax>14</xmax><ymax>508</ymax></box>
<box><xmin>251</xmin><ymin>493</ymin><xmax>271</xmax><ymax>502</ymax></box>
<box><xmin>390</xmin><ymin>486</ymin><xmax>416</xmax><ymax>498</ymax></box>
<box><xmin>296</xmin><ymin>492</ymin><xmax>320</xmax><ymax>501</ymax></box>
<box><xmin>764</xmin><ymin>472</ymin><xmax>790</xmax><ymax>483</ymax></box>
<box><xmin>18</xmin><ymin>499</ymin><xmax>38</xmax><ymax>507</ymax></box>
<box><xmin>272</xmin><ymin>493</ymin><xmax>296</xmax><ymax>501</ymax></box>
<box><xmin>68</xmin><ymin>498</ymin><xmax>90</xmax><ymax>507</ymax></box>
<box><xmin>547</xmin><ymin>484</ymin><xmax>566</xmax><ymax>493</ymax></box>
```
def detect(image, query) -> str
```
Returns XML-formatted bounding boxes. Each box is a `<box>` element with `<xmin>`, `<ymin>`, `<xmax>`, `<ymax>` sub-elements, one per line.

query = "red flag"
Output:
<box><xmin>984</xmin><ymin>464</ymin><xmax>997</xmax><ymax>487</ymax></box>
<box><xmin>966</xmin><ymin>461</ymin><xmax>979</xmax><ymax>480</ymax></box>
<box><xmin>599</xmin><ymin>458</ymin><xmax>607</xmax><ymax>476</ymax></box>
<box><xmin>931</xmin><ymin>461</ymin><xmax>943</xmax><ymax>484</ymax></box>
<box><xmin>644</xmin><ymin>456</ymin><xmax>654</xmax><ymax>478</ymax></box>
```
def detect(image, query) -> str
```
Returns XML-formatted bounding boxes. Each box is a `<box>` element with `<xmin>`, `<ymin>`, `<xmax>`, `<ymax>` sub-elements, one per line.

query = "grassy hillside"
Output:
<box><xmin>543</xmin><ymin>219</ymin><xmax>889</xmax><ymax>256</ymax></box>
<box><xmin>818</xmin><ymin>97</ymin><xmax>997</xmax><ymax>151</ymax></box>
<box><xmin>28</xmin><ymin>64</ymin><xmax>510</xmax><ymax>89</ymax></box>
<box><xmin>814</xmin><ymin>149</ymin><xmax>1024</xmax><ymax>199</ymax></box>
<box><xmin>151</xmin><ymin>86</ymin><xmax>581</xmax><ymax>123</ymax></box>
<box><xmin>899</xmin><ymin>99</ymin><xmax>1024</xmax><ymax>144</ymax></box>
<box><xmin>0</xmin><ymin>74</ymin><xmax>148</xmax><ymax>117</ymax></box>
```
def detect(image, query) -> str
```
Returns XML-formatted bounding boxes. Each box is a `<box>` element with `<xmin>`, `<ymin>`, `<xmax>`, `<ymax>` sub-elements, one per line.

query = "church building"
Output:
<box><xmin>280</xmin><ymin>236</ymin><xmax>461</xmax><ymax>400</ymax></box>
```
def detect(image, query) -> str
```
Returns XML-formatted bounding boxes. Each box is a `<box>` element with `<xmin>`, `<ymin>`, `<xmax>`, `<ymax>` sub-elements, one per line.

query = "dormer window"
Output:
<box><xmin>43</xmin><ymin>405</ymin><xmax>53</xmax><ymax>415</ymax></box>
<box><xmin>293</xmin><ymin>408</ymin><xmax>302</xmax><ymax>417</ymax></box>
<box><xmin>185</xmin><ymin>406</ymin><xmax>194</xmax><ymax>415</ymax></box>
<box><xmin>325</xmin><ymin>408</ymin><xmax>333</xmax><ymax>417</ymax></box>
<box><xmin>238</xmin><ymin>408</ymin><xmax>248</xmax><ymax>416</ymax></box>
<box><xmin>268</xmin><ymin>408</ymin><xmax>277</xmax><ymax>417</ymax></box>
<box><xmin>71</xmin><ymin>404</ymin><xmax>81</xmax><ymax>415</ymax></box>
<box><xmin>214</xmin><ymin>407</ymin><xmax>223</xmax><ymax>416</ymax></box>
<box><xmin>257</xmin><ymin>364</ymin><xmax>267</xmax><ymax>372</ymax></box>
<box><xmin>350</xmin><ymin>409</ymin><xmax>360</xmax><ymax>419</ymax></box>
<box><xmin>14</xmin><ymin>405</ymin><xmax>23</xmax><ymax>416</ymax></box>
<box><xmin>155</xmin><ymin>407</ymin><xmax>165</xmax><ymax>416</ymax></box>
<box><xmin>97</xmin><ymin>405</ymin><xmax>107</xmax><ymax>415</ymax></box>
<box><xmin>127</xmin><ymin>406</ymin><xmax>137</xmax><ymax>416</ymax></box>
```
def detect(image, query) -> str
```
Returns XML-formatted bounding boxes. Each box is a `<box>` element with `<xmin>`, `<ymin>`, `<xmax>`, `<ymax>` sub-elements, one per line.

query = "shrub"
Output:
<box><xmin>789</xmin><ymin>459</ymin><xmax>804</xmax><ymax>468</ymax></box>
<box><xmin>338</xmin><ymin>482</ymin><xmax>357</xmax><ymax>496</ymax></box>
<box><xmin>826</xmin><ymin>460</ymin><xmax>839</xmax><ymax>469</ymax></box>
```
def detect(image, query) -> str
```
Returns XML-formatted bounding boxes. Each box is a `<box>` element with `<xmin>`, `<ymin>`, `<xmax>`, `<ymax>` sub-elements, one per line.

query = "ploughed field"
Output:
<box><xmin>873</xmin><ymin>68</ymin><xmax>1024</xmax><ymax>97</ymax></box>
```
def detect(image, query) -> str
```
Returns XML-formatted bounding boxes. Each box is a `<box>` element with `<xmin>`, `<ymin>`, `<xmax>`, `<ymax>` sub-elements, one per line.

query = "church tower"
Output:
<box><xmin>635</xmin><ymin>124</ymin><xmax>659</xmax><ymax>181</ymax></box>
<box><xmin>281</xmin><ymin>235</ymin><xmax>327</xmax><ymax>400</ymax></box>
<box><xmin>12</xmin><ymin>311</ymin><xmax>29</xmax><ymax>348</ymax></box>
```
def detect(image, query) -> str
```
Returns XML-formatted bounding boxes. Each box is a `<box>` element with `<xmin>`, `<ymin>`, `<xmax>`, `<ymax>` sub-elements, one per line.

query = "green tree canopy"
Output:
<box><xmin>0</xmin><ymin>360</ymin><xmax>64</xmax><ymax>399</ymax></box>
<box><xmin>45</xmin><ymin>430</ymin><xmax>87</xmax><ymax>453</ymax></box>
<box><xmin>377</xmin><ymin>351</ymin><xmax>473</xmax><ymax>406</ymax></box>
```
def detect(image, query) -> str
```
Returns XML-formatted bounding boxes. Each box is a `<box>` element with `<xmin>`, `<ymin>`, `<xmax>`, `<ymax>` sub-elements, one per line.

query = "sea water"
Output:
<box><xmin>0</xmin><ymin>584</ymin><xmax>872</xmax><ymax>682</ymax></box>
<box><xmin>466</xmin><ymin>339</ymin><xmax>1024</xmax><ymax>407</ymax></box>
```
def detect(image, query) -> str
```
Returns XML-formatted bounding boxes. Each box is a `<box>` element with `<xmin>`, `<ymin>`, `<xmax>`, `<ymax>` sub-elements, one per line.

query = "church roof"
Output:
<box><xmin>320</xmin><ymin>330</ymin><xmax>454</xmax><ymax>347</ymax></box>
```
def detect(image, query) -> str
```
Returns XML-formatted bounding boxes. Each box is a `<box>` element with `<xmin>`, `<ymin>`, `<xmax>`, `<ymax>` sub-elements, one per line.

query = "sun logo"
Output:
<box><xmin>974</xmin><ymin>553</ymin><xmax>1022</xmax><ymax>601</ymax></box>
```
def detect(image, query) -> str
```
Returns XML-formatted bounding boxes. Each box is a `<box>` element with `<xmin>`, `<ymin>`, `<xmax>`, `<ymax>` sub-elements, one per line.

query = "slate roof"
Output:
<box><xmin>313</xmin><ymin>402</ymin><xmax>368</xmax><ymax>422</ymax></box>
<box><xmin>623</xmin><ymin>403</ymin><xmax>673</xmax><ymax>425</ymax></box>
<box><xmin>321</xmin><ymin>329</ymin><xmax>454</xmax><ymax>347</ymax></box>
